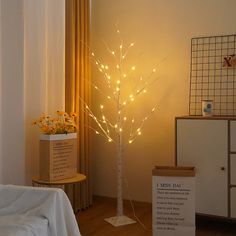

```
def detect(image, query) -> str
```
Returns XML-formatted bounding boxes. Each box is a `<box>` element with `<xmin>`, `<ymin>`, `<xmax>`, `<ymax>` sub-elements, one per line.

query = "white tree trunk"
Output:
<box><xmin>117</xmin><ymin>133</ymin><xmax>123</xmax><ymax>216</ymax></box>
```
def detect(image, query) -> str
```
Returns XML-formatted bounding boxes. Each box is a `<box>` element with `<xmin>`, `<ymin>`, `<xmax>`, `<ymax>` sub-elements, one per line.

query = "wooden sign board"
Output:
<box><xmin>152</xmin><ymin>166</ymin><xmax>195</xmax><ymax>236</ymax></box>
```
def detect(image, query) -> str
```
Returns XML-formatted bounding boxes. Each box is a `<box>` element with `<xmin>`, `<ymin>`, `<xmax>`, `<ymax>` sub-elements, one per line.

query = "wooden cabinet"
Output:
<box><xmin>176</xmin><ymin>117</ymin><xmax>236</xmax><ymax>219</ymax></box>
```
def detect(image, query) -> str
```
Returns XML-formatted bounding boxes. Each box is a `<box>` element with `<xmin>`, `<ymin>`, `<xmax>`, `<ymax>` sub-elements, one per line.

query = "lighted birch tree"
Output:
<box><xmin>84</xmin><ymin>30</ymin><xmax>158</xmax><ymax>226</ymax></box>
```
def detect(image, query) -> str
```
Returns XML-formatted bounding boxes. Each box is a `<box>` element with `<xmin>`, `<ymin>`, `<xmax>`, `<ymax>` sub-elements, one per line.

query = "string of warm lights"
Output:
<box><xmin>82</xmin><ymin>102</ymin><xmax>113</xmax><ymax>142</ymax></box>
<box><xmin>88</xmin><ymin>32</ymin><xmax>158</xmax><ymax>146</ymax></box>
<box><xmin>127</xmin><ymin>106</ymin><xmax>157</xmax><ymax>145</ymax></box>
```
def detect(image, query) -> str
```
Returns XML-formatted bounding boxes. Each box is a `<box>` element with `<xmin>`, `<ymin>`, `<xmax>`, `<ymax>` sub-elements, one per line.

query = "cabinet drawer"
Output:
<box><xmin>231</xmin><ymin>155</ymin><xmax>236</xmax><ymax>185</ymax></box>
<box><xmin>231</xmin><ymin>188</ymin><xmax>236</xmax><ymax>218</ymax></box>
<box><xmin>230</xmin><ymin>121</ymin><xmax>236</xmax><ymax>152</ymax></box>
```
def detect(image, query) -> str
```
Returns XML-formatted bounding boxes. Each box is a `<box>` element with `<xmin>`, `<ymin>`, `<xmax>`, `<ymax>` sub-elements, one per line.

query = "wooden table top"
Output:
<box><xmin>32</xmin><ymin>173</ymin><xmax>86</xmax><ymax>185</ymax></box>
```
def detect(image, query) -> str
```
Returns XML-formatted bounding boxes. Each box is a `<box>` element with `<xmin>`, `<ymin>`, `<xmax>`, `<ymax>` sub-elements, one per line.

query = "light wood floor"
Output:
<box><xmin>76</xmin><ymin>196</ymin><xmax>236</xmax><ymax>236</ymax></box>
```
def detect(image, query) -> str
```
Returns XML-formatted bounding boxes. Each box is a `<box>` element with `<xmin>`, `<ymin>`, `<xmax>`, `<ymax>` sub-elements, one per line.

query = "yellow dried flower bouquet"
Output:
<box><xmin>32</xmin><ymin>111</ymin><xmax>77</xmax><ymax>135</ymax></box>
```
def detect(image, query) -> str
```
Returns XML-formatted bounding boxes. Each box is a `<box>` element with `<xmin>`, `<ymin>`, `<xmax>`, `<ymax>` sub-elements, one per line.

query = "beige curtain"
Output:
<box><xmin>65</xmin><ymin>0</ymin><xmax>91</xmax><ymax>210</ymax></box>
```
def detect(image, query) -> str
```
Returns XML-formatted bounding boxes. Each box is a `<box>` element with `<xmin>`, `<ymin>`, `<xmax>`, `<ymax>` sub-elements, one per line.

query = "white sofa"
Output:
<box><xmin>0</xmin><ymin>185</ymin><xmax>81</xmax><ymax>236</ymax></box>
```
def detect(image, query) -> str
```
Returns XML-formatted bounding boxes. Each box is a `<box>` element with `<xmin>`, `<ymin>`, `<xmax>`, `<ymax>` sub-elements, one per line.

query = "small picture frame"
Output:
<box><xmin>202</xmin><ymin>100</ymin><xmax>213</xmax><ymax>116</ymax></box>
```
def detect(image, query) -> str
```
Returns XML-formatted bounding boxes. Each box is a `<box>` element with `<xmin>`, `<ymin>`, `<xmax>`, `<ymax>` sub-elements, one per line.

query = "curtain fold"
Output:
<box><xmin>65</xmin><ymin>0</ymin><xmax>91</xmax><ymax>210</ymax></box>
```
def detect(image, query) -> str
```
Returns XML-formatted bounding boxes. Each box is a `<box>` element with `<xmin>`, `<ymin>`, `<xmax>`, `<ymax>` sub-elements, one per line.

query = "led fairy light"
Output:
<box><xmin>84</xmin><ymin>30</ymin><xmax>158</xmax><ymax>227</ymax></box>
<box><xmin>83</xmin><ymin>102</ymin><xmax>113</xmax><ymax>142</ymax></box>
<box><xmin>127</xmin><ymin>106</ymin><xmax>157</xmax><ymax>145</ymax></box>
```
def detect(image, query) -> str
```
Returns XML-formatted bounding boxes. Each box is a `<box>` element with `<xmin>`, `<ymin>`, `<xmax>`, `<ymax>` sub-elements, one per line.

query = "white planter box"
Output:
<box><xmin>39</xmin><ymin>133</ymin><xmax>77</xmax><ymax>181</ymax></box>
<box><xmin>40</xmin><ymin>133</ymin><xmax>77</xmax><ymax>141</ymax></box>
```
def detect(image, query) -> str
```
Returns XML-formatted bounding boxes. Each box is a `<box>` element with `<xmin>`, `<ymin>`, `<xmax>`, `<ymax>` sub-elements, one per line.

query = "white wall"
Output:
<box><xmin>0</xmin><ymin>0</ymin><xmax>65</xmax><ymax>185</ymax></box>
<box><xmin>91</xmin><ymin>0</ymin><xmax>236</xmax><ymax>202</ymax></box>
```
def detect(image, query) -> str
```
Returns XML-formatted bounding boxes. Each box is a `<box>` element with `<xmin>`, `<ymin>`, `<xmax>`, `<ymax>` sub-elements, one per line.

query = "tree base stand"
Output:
<box><xmin>104</xmin><ymin>215</ymin><xmax>136</xmax><ymax>227</ymax></box>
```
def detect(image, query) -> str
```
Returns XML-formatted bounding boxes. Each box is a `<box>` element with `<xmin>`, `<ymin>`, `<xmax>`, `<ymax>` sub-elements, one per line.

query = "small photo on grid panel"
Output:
<box><xmin>189</xmin><ymin>34</ymin><xmax>236</xmax><ymax>116</ymax></box>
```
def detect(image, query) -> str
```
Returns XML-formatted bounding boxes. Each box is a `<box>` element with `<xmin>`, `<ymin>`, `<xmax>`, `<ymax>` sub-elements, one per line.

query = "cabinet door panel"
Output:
<box><xmin>177</xmin><ymin>119</ymin><xmax>228</xmax><ymax>217</ymax></box>
<box><xmin>230</xmin><ymin>121</ymin><xmax>236</xmax><ymax>152</ymax></box>
<box><xmin>230</xmin><ymin>154</ymin><xmax>236</xmax><ymax>185</ymax></box>
<box><xmin>231</xmin><ymin>188</ymin><xmax>236</xmax><ymax>218</ymax></box>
